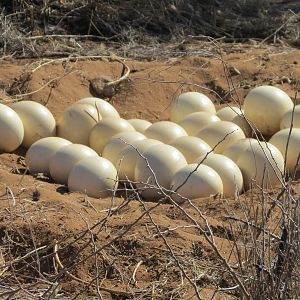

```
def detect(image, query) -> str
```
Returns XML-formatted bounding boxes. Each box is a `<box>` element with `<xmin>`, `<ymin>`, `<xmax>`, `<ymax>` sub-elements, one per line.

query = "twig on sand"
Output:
<box><xmin>53</xmin><ymin>241</ymin><xmax>137</xmax><ymax>297</ymax></box>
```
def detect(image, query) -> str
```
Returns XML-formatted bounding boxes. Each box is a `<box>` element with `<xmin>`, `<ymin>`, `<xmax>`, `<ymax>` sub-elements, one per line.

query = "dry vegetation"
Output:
<box><xmin>0</xmin><ymin>0</ymin><xmax>299</xmax><ymax>58</ymax></box>
<box><xmin>0</xmin><ymin>1</ymin><xmax>300</xmax><ymax>299</ymax></box>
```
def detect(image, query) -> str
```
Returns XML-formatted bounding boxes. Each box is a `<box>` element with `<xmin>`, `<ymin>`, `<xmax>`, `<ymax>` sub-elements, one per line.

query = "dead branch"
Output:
<box><xmin>53</xmin><ymin>241</ymin><xmax>136</xmax><ymax>297</ymax></box>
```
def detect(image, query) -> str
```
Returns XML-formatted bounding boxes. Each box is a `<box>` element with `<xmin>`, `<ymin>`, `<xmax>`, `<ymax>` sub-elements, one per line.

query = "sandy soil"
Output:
<box><xmin>0</xmin><ymin>44</ymin><xmax>299</xmax><ymax>299</ymax></box>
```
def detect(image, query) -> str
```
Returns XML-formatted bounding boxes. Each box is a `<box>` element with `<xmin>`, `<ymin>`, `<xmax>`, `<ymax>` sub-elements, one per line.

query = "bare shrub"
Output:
<box><xmin>0</xmin><ymin>0</ymin><xmax>299</xmax><ymax>59</ymax></box>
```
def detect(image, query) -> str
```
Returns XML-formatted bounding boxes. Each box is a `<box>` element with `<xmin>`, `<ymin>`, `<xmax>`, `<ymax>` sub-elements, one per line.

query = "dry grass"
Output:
<box><xmin>0</xmin><ymin>0</ymin><xmax>299</xmax><ymax>58</ymax></box>
<box><xmin>0</xmin><ymin>147</ymin><xmax>299</xmax><ymax>299</ymax></box>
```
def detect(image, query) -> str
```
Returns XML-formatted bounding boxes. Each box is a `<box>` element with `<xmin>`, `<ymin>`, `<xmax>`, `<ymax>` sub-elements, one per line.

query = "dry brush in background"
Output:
<box><xmin>0</xmin><ymin>0</ymin><xmax>299</xmax><ymax>58</ymax></box>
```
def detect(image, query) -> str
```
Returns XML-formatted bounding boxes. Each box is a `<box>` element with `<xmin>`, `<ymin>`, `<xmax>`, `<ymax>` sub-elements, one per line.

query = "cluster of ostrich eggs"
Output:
<box><xmin>0</xmin><ymin>84</ymin><xmax>297</xmax><ymax>202</ymax></box>
<box><xmin>0</xmin><ymin>101</ymin><xmax>55</xmax><ymax>152</ymax></box>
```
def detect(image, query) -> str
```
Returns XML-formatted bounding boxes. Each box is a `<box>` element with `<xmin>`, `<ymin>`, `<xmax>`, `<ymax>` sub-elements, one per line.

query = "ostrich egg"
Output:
<box><xmin>77</xmin><ymin>97</ymin><xmax>119</xmax><ymax>119</ymax></box>
<box><xmin>244</xmin><ymin>86</ymin><xmax>293</xmax><ymax>135</ymax></box>
<box><xmin>57</xmin><ymin>103</ymin><xmax>99</xmax><ymax>145</ymax></box>
<box><xmin>222</xmin><ymin>138</ymin><xmax>259</xmax><ymax>164</ymax></box>
<box><xmin>169</xmin><ymin>136</ymin><xmax>212</xmax><ymax>163</ymax></box>
<box><xmin>25</xmin><ymin>137</ymin><xmax>71</xmax><ymax>175</ymax></box>
<box><xmin>269</xmin><ymin>128</ymin><xmax>300</xmax><ymax>173</ymax></box>
<box><xmin>145</xmin><ymin>121</ymin><xmax>187</xmax><ymax>143</ymax></box>
<box><xmin>68</xmin><ymin>157</ymin><xmax>118</xmax><ymax>198</ymax></box>
<box><xmin>197</xmin><ymin>121</ymin><xmax>245</xmax><ymax>153</ymax></box>
<box><xmin>170</xmin><ymin>92</ymin><xmax>216</xmax><ymax>123</ymax></box>
<box><xmin>196</xmin><ymin>153</ymin><xmax>243</xmax><ymax>197</ymax></box>
<box><xmin>216</xmin><ymin>106</ymin><xmax>243</xmax><ymax>121</ymax></box>
<box><xmin>178</xmin><ymin>111</ymin><xmax>220</xmax><ymax>136</ymax></box>
<box><xmin>280</xmin><ymin>105</ymin><xmax>300</xmax><ymax>129</ymax></box>
<box><xmin>89</xmin><ymin>117</ymin><xmax>135</xmax><ymax>155</ymax></box>
<box><xmin>170</xmin><ymin>164</ymin><xmax>223</xmax><ymax>203</ymax></box>
<box><xmin>116</xmin><ymin>139</ymin><xmax>162</xmax><ymax>181</ymax></box>
<box><xmin>11</xmin><ymin>101</ymin><xmax>56</xmax><ymax>148</ymax></box>
<box><xmin>135</xmin><ymin>144</ymin><xmax>187</xmax><ymax>200</ymax></box>
<box><xmin>49</xmin><ymin>143</ymin><xmax>98</xmax><ymax>184</ymax></box>
<box><xmin>0</xmin><ymin>103</ymin><xmax>24</xmax><ymax>152</ymax></box>
<box><xmin>237</xmin><ymin>142</ymin><xmax>284</xmax><ymax>190</ymax></box>
<box><xmin>102</xmin><ymin>131</ymin><xmax>146</xmax><ymax>166</ymax></box>
<box><xmin>232</xmin><ymin>114</ymin><xmax>253</xmax><ymax>137</ymax></box>
<box><xmin>128</xmin><ymin>119</ymin><xmax>152</xmax><ymax>134</ymax></box>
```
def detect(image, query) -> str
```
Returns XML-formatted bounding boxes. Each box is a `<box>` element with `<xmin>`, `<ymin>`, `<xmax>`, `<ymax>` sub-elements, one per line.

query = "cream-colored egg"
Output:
<box><xmin>280</xmin><ymin>105</ymin><xmax>300</xmax><ymax>129</ymax></box>
<box><xmin>89</xmin><ymin>117</ymin><xmax>135</xmax><ymax>155</ymax></box>
<box><xmin>169</xmin><ymin>136</ymin><xmax>212</xmax><ymax>163</ymax></box>
<box><xmin>11</xmin><ymin>101</ymin><xmax>56</xmax><ymax>148</ymax></box>
<box><xmin>269</xmin><ymin>128</ymin><xmax>300</xmax><ymax>173</ymax></box>
<box><xmin>215</xmin><ymin>105</ymin><xmax>252</xmax><ymax>137</ymax></box>
<box><xmin>232</xmin><ymin>114</ymin><xmax>253</xmax><ymax>137</ymax></box>
<box><xmin>244</xmin><ymin>86</ymin><xmax>293</xmax><ymax>135</ymax></box>
<box><xmin>145</xmin><ymin>121</ymin><xmax>187</xmax><ymax>143</ymax></box>
<box><xmin>222</xmin><ymin>138</ymin><xmax>259</xmax><ymax>163</ymax></box>
<box><xmin>116</xmin><ymin>139</ymin><xmax>162</xmax><ymax>181</ymax></box>
<box><xmin>102</xmin><ymin>131</ymin><xmax>146</xmax><ymax>166</ymax></box>
<box><xmin>77</xmin><ymin>97</ymin><xmax>119</xmax><ymax>119</ymax></box>
<box><xmin>197</xmin><ymin>121</ymin><xmax>245</xmax><ymax>153</ymax></box>
<box><xmin>170</xmin><ymin>164</ymin><xmax>223</xmax><ymax>203</ymax></box>
<box><xmin>68</xmin><ymin>157</ymin><xmax>118</xmax><ymax>198</ymax></box>
<box><xmin>49</xmin><ymin>144</ymin><xmax>98</xmax><ymax>184</ymax></box>
<box><xmin>0</xmin><ymin>103</ymin><xmax>24</xmax><ymax>152</ymax></box>
<box><xmin>216</xmin><ymin>106</ymin><xmax>243</xmax><ymax>121</ymax></box>
<box><xmin>171</xmin><ymin>92</ymin><xmax>216</xmax><ymax>123</ymax></box>
<box><xmin>237</xmin><ymin>142</ymin><xmax>284</xmax><ymax>190</ymax></box>
<box><xmin>178</xmin><ymin>111</ymin><xmax>220</xmax><ymax>136</ymax></box>
<box><xmin>57</xmin><ymin>104</ymin><xmax>99</xmax><ymax>145</ymax></box>
<box><xmin>128</xmin><ymin>119</ymin><xmax>152</xmax><ymax>134</ymax></box>
<box><xmin>135</xmin><ymin>144</ymin><xmax>187</xmax><ymax>200</ymax></box>
<box><xmin>25</xmin><ymin>137</ymin><xmax>71</xmax><ymax>175</ymax></box>
<box><xmin>196</xmin><ymin>153</ymin><xmax>243</xmax><ymax>197</ymax></box>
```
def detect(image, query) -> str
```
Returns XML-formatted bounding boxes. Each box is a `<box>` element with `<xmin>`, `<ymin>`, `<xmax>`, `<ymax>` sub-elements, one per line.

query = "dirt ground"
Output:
<box><xmin>0</xmin><ymin>42</ymin><xmax>299</xmax><ymax>299</ymax></box>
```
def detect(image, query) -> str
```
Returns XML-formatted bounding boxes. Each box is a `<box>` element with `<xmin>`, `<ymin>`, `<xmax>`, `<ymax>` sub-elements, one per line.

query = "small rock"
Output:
<box><xmin>32</xmin><ymin>189</ymin><xmax>41</xmax><ymax>201</ymax></box>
